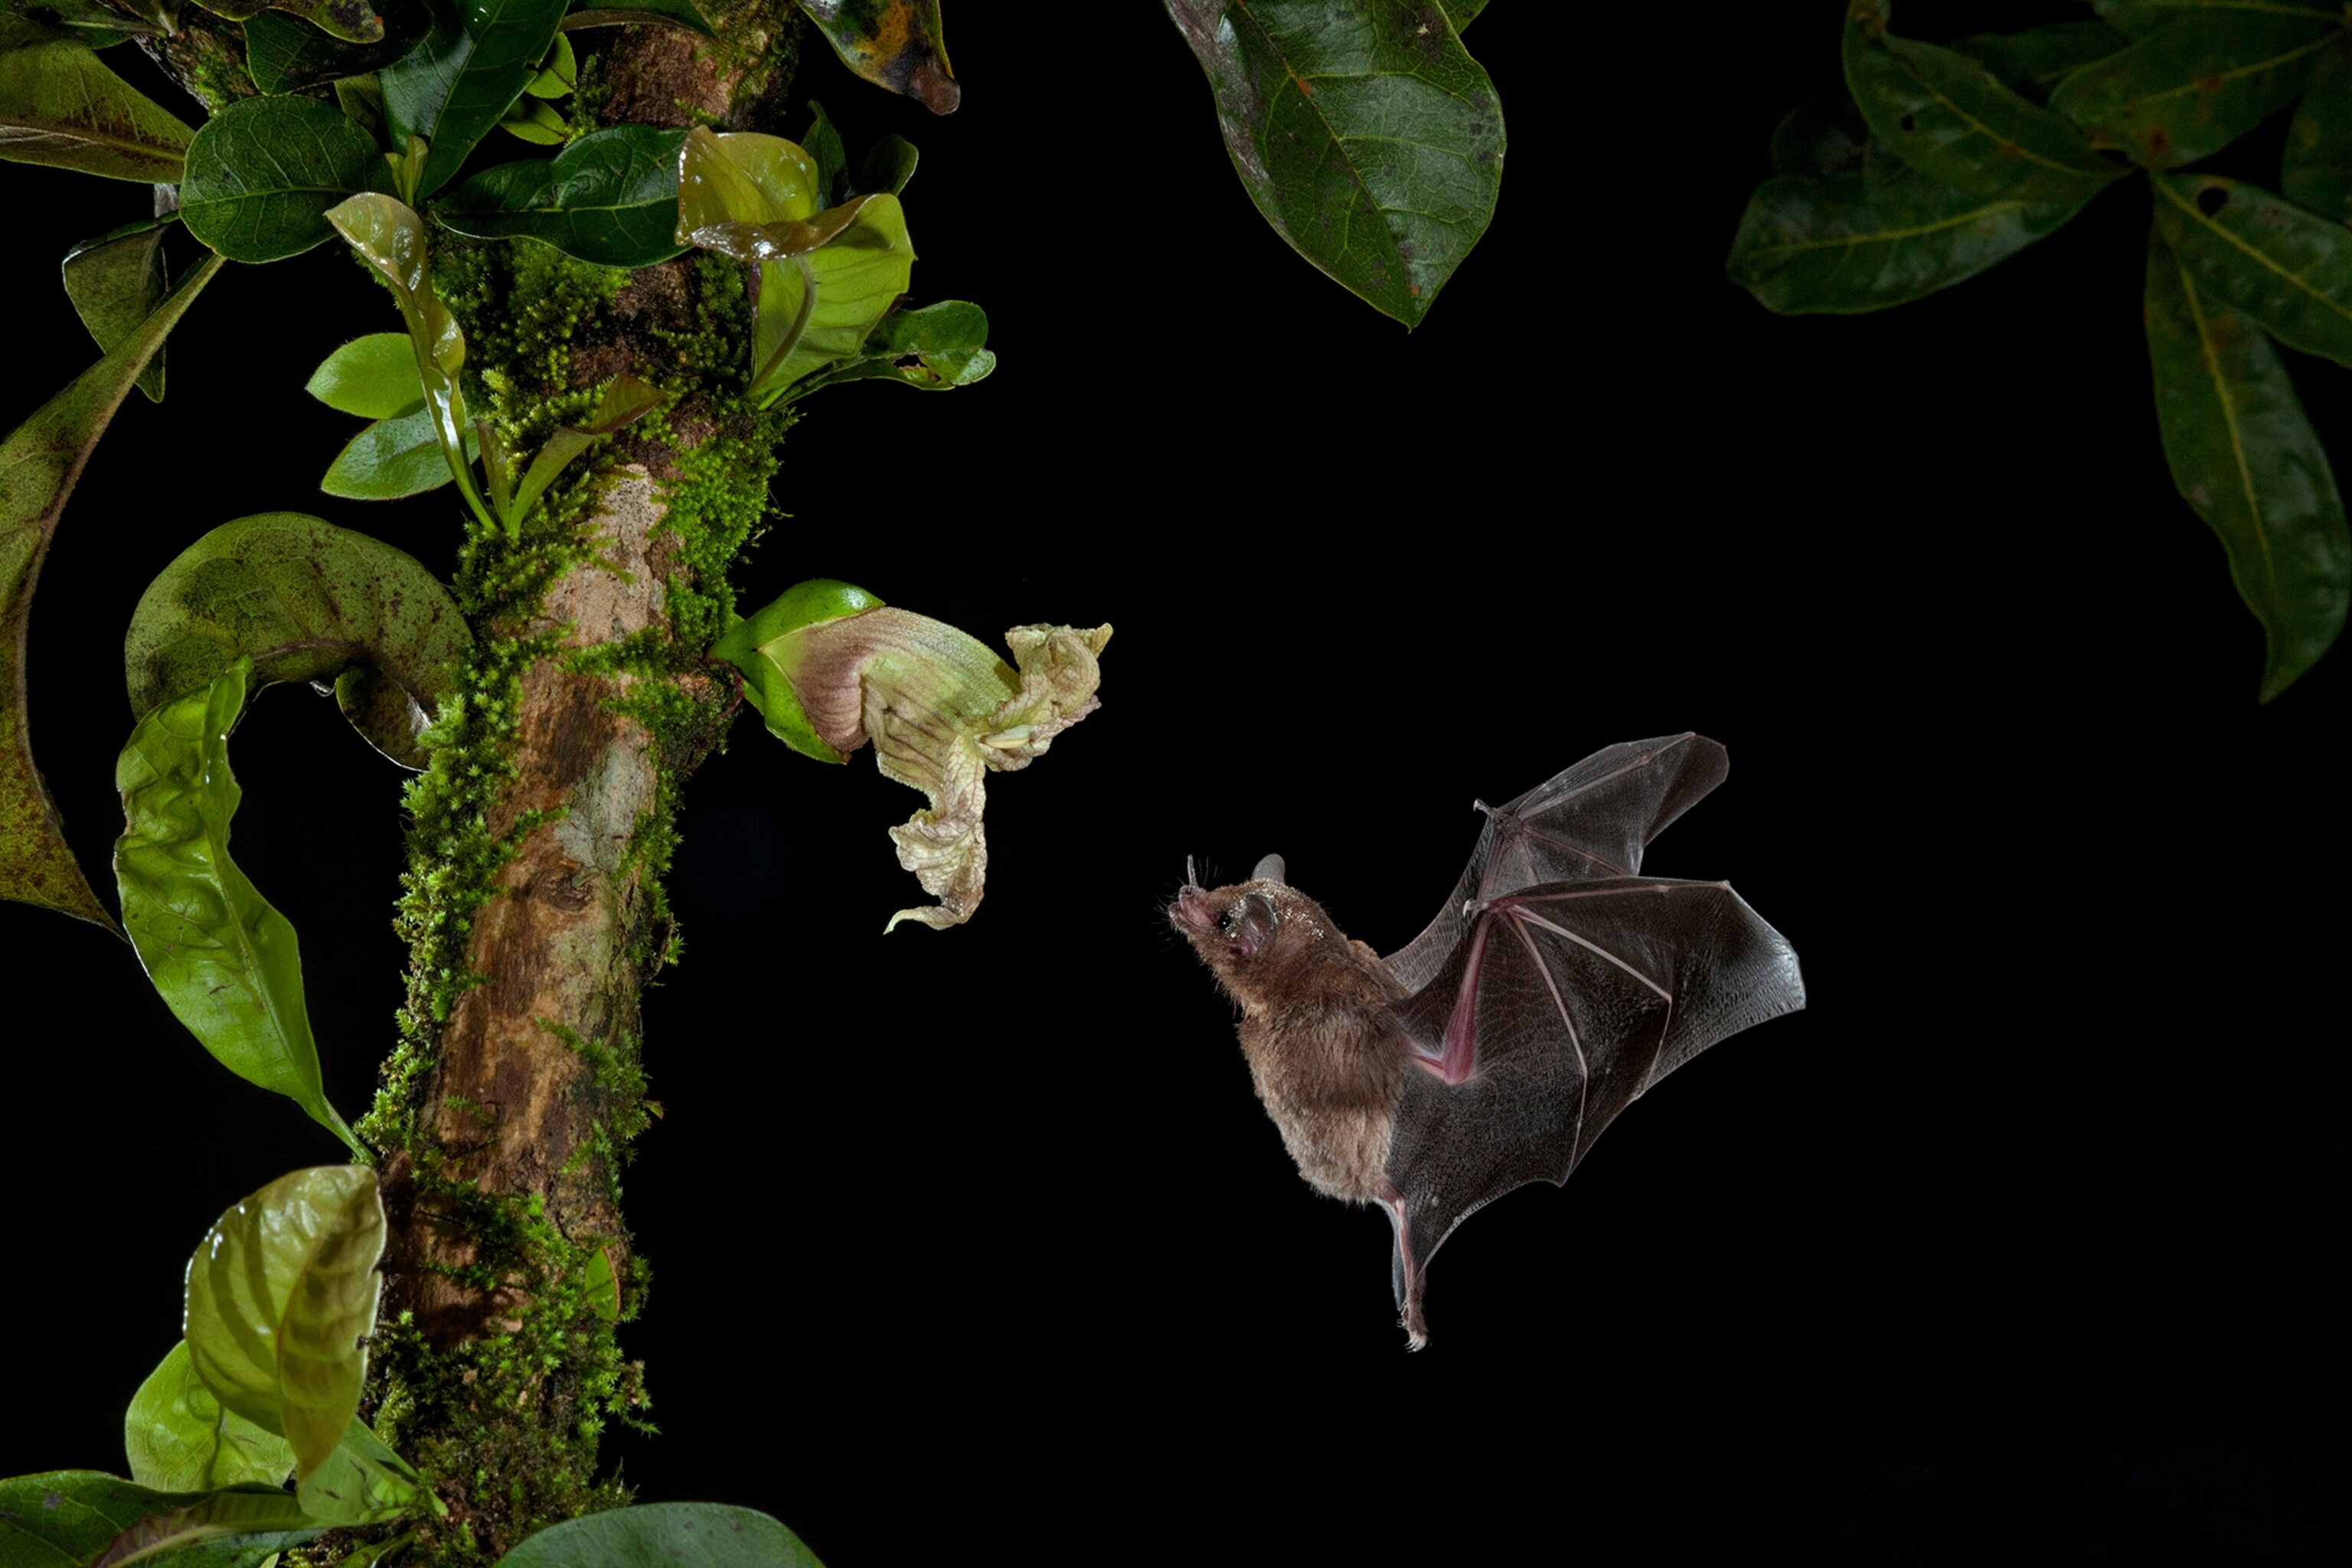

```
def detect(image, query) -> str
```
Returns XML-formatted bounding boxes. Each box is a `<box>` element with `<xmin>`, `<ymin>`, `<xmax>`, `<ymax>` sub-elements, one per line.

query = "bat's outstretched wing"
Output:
<box><xmin>1378</xmin><ymin>876</ymin><xmax>1804</xmax><ymax>1341</ymax></box>
<box><xmin>1385</xmin><ymin>734</ymin><xmax>1730</xmax><ymax>995</ymax></box>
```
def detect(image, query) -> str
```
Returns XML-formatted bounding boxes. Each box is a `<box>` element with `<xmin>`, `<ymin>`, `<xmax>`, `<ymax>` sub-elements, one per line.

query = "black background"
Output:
<box><xmin>2</xmin><ymin>3</ymin><xmax>2344</xmax><ymax>1563</ymax></box>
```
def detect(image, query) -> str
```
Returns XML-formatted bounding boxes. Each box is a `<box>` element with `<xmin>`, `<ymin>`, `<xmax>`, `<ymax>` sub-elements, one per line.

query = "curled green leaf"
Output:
<box><xmin>126</xmin><ymin>1341</ymin><xmax>299</xmax><ymax>1494</ymax></box>
<box><xmin>1727</xmin><ymin>167</ymin><xmax>2082</xmax><ymax>313</ymax></box>
<box><xmin>749</xmin><ymin>195</ymin><xmax>913</xmax><ymax>400</ymax></box>
<box><xmin>778</xmin><ymin>299</ymin><xmax>993</xmax><ymax>403</ymax></box>
<box><xmin>715</xmin><ymin>585</ymin><xmax>1110</xmax><ymax>930</ymax></box>
<box><xmin>0</xmin><ymin>1472</ymin><xmax>318</xmax><ymax>1566</ymax></box>
<box><xmin>2145</xmin><ymin>227</ymin><xmax>2349</xmax><ymax>701</ymax></box>
<box><xmin>2152</xmin><ymin>173</ymin><xmax>2352</xmax><ymax>368</ymax></box>
<box><xmin>506</xmin><ymin>372</ymin><xmax>663</xmax><ymax>527</ymax></box>
<box><xmin>62</xmin><ymin>215</ymin><xmax>172</xmax><ymax>403</ymax></box>
<box><xmin>437</xmin><ymin>123</ymin><xmax>691</xmax><ymax>267</ymax></box>
<box><xmin>124</xmin><ymin>512</ymin><xmax>472</xmax><ymax>767</ymax></box>
<box><xmin>2049</xmin><ymin>15</ymin><xmax>2337</xmax><ymax>168</ymax></box>
<box><xmin>244</xmin><ymin>5</ymin><xmax>432</xmax><ymax>94</ymax></box>
<box><xmin>795</xmin><ymin>0</ymin><xmax>956</xmax><ymax>113</ymax></box>
<box><xmin>0</xmin><ymin>22</ymin><xmax>194</xmax><ymax>181</ymax></box>
<box><xmin>183</xmin><ymin>1165</ymin><xmax>386</xmax><ymax>1480</ymax></box>
<box><xmin>181</xmin><ymin>93</ymin><xmax>394</xmax><ymax>263</ymax></box>
<box><xmin>114</xmin><ymin>663</ymin><xmax>364</xmax><ymax>1153</ymax></box>
<box><xmin>1844</xmin><ymin>1</ymin><xmax>2122</xmax><ymax>206</ymax></box>
<box><xmin>2</xmin><ymin>251</ymin><xmax>220</xmax><ymax>928</ymax></box>
<box><xmin>560</xmin><ymin>0</ymin><xmax>714</xmax><ymax>34</ymax></box>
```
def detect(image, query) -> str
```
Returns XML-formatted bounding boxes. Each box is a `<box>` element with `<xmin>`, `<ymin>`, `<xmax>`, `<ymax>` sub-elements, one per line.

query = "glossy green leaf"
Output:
<box><xmin>307</xmin><ymin>332</ymin><xmax>423</xmax><ymax>420</ymax></box>
<box><xmin>295</xmin><ymin>1418</ymin><xmax>426</xmax><ymax>1526</ymax></box>
<box><xmin>437</xmin><ymin>123</ymin><xmax>690</xmax><ymax>266</ymax></box>
<box><xmin>244</xmin><ymin>5</ymin><xmax>432</xmax><ymax>94</ymax></box>
<box><xmin>2145</xmin><ymin>227</ymin><xmax>2349</xmax><ymax>700</ymax></box>
<box><xmin>181</xmin><ymin>93</ymin><xmax>394</xmax><ymax>263</ymax></box>
<box><xmin>0</xmin><ymin>252</ymin><xmax>220</xmax><ymax>928</ymax></box>
<box><xmin>560</xmin><ymin>0</ymin><xmax>714</xmax><ymax>34</ymax></box>
<box><xmin>858</xmin><ymin>131</ymin><xmax>915</xmax><ymax>195</ymax></box>
<box><xmin>675</xmin><ymin>125</ymin><xmax>823</xmax><ymax>238</ymax></box>
<box><xmin>506</xmin><ymin>372</ymin><xmax>662</xmax><ymax>526</ymax></box>
<box><xmin>2096</xmin><ymin>0</ymin><xmax>2341</xmax><ymax>34</ymax></box>
<box><xmin>381</xmin><ymin>0</ymin><xmax>570</xmax><ymax>198</ymax></box>
<box><xmin>1727</xmin><ymin>168</ymin><xmax>2082</xmax><ymax>313</ymax></box>
<box><xmin>0</xmin><ymin>1472</ymin><xmax>318</xmax><ymax>1568</ymax></box>
<box><xmin>778</xmin><ymin>299</ymin><xmax>993</xmax><ymax>403</ymax></box>
<box><xmin>115</xmin><ymin>667</ymin><xmax>364</xmax><ymax>1154</ymax></box>
<box><xmin>712</xmin><ymin>577</ymin><xmax>884</xmax><ymax>761</ymax></box>
<box><xmin>1949</xmin><ymin>21</ymin><xmax>2133</xmax><ymax>96</ymax></box>
<box><xmin>190</xmin><ymin>0</ymin><xmax>384</xmax><ymax>44</ymax></box>
<box><xmin>2049</xmin><ymin>15</ymin><xmax>2337</xmax><ymax>168</ymax></box>
<box><xmin>123</xmin><ymin>512</ymin><xmax>472</xmax><ymax>767</ymax></box>
<box><xmin>0</xmin><ymin>23</ymin><xmax>193</xmax><ymax>180</ymax></box>
<box><xmin>1162</xmin><ymin>0</ymin><xmax>1504</xmax><ymax>328</ymax></box>
<box><xmin>61</xmin><ymin>216</ymin><xmax>170</xmax><ymax>403</ymax></box>
<box><xmin>751</xmin><ymin>195</ymin><xmax>914</xmax><ymax>400</ymax></box>
<box><xmin>795</xmin><ymin>0</ymin><xmax>955</xmax><ymax>113</ymax></box>
<box><xmin>1844</xmin><ymin>2</ymin><xmax>2122</xmax><ymax>205</ymax></box>
<box><xmin>327</xmin><ymin>192</ymin><xmax>491</xmax><ymax>527</ymax></box>
<box><xmin>126</xmin><ymin>1341</ymin><xmax>299</xmax><ymax>1494</ymax></box>
<box><xmin>184</xmin><ymin>1166</ymin><xmax>385</xmax><ymax>1481</ymax></box>
<box><xmin>2282</xmin><ymin>38</ymin><xmax>2352</xmax><ymax>224</ymax></box>
<box><xmin>2153</xmin><ymin>173</ymin><xmax>2352</xmax><ymax>366</ymax></box>
<box><xmin>324</xmin><ymin>406</ymin><xmax>484</xmax><ymax>498</ymax></box>
<box><xmin>495</xmin><ymin>1503</ymin><xmax>825</xmax><ymax>1567</ymax></box>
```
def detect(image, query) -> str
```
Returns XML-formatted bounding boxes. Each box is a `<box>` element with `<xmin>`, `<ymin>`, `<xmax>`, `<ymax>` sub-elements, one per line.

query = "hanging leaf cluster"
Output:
<box><xmin>1728</xmin><ymin>0</ymin><xmax>2352</xmax><ymax>701</ymax></box>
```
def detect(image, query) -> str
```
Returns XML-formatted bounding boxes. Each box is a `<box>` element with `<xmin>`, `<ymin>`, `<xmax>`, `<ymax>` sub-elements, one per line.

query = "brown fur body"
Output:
<box><xmin>1169</xmin><ymin>874</ymin><xmax>1408</xmax><ymax>1204</ymax></box>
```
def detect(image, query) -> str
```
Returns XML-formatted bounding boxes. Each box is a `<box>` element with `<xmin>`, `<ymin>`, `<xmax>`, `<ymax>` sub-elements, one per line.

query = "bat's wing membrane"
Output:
<box><xmin>1385</xmin><ymin>734</ymin><xmax>1730</xmax><ymax>995</ymax></box>
<box><xmin>1383</xmin><ymin>876</ymin><xmax>1804</xmax><ymax>1314</ymax></box>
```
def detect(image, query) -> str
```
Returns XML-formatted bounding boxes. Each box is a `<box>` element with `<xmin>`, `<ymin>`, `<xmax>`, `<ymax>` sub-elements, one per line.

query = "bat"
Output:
<box><xmin>1168</xmin><ymin>733</ymin><xmax>1805</xmax><ymax>1348</ymax></box>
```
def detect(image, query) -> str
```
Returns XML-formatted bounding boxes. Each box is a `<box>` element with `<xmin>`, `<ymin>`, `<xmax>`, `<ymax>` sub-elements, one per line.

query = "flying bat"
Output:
<box><xmin>1168</xmin><ymin>733</ymin><xmax>1805</xmax><ymax>1347</ymax></box>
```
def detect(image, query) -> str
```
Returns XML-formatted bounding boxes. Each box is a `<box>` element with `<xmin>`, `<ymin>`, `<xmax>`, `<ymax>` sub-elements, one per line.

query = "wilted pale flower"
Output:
<box><xmin>713</xmin><ymin>581</ymin><xmax>1111</xmax><ymax>931</ymax></box>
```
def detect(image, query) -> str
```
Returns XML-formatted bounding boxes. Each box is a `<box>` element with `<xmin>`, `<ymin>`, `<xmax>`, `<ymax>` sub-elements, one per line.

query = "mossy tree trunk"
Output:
<box><xmin>149</xmin><ymin>11</ymin><xmax>799</xmax><ymax>1562</ymax></box>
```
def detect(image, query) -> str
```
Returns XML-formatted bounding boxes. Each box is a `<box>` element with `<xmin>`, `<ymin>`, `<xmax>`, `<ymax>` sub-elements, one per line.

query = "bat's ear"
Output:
<box><xmin>1252</xmin><ymin>854</ymin><xmax>1286</xmax><ymax>884</ymax></box>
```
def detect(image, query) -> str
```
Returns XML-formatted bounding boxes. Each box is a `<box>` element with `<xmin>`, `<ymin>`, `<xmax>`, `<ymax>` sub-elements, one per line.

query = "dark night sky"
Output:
<box><xmin>2</xmin><ymin>5</ymin><xmax>2344</xmax><ymax>1563</ymax></box>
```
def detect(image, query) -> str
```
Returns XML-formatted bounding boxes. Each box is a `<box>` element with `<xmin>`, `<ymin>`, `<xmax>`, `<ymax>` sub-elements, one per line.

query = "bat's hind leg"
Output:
<box><xmin>1378</xmin><ymin>1181</ymin><xmax>1430</xmax><ymax>1351</ymax></box>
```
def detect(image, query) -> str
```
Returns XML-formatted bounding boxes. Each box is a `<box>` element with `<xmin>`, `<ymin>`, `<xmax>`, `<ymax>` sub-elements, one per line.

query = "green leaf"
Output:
<box><xmin>114</xmin><ymin>665</ymin><xmax>365</xmax><ymax>1155</ymax></box>
<box><xmin>436</xmin><ymin>123</ymin><xmax>690</xmax><ymax>266</ymax></box>
<box><xmin>381</xmin><ymin>0</ymin><xmax>570</xmax><ymax>198</ymax></box>
<box><xmin>244</xmin><ymin>5</ymin><xmax>431</xmax><ymax>95</ymax></box>
<box><xmin>1844</xmin><ymin>2</ymin><xmax>2124</xmax><ymax>205</ymax></box>
<box><xmin>61</xmin><ymin>216</ymin><xmax>171</xmax><ymax>403</ymax></box>
<box><xmin>1948</xmin><ymin>21</ymin><xmax>2134</xmax><ymax>97</ymax></box>
<box><xmin>0</xmin><ymin>24</ymin><xmax>194</xmax><ymax>180</ymax></box>
<box><xmin>675</xmin><ymin>125</ymin><xmax>823</xmax><ymax>237</ymax></box>
<box><xmin>181</xmin><ymin>93</ymin><xmax>394</xmax><ymax>263</ymax></box>
<box><xmin>857</xmin><ymin>131</ymin><xmax>915</xmax><ymax>196</ymax></box>
<box><xmin>324</xmin><ymin>406</ymin><xmax>484</xmax><ymax>499</ymax></box>
<box><xmin>125</xmin><ymin>1341</ymin><xmax>299</xmax><ymax>1494</ymax></box>
<box><xmin>2282</xmin><ymin>38</ymin><xmax>2352</xmax><ymax>224</ymax></box>
<box><xmin>0</xmin><ymin>1472</ymin><xmax>318</xmax><ymax>1568</ymax></box>
<box><xmin>189</xmin><ymin>0</ymin><xmax>385</xmax><ymax>44</ymax></box>
<box><xmin>0</xmin><ymin>252</ymin><xmax>220</xmax><ymax>928</ymax></box>
<box><xmin>505</xmin><ymin>372</ymin><xmax>662</xmax><ymax>525</ymax></box>
<box><xmin>2145</xmin><ymin>227</ymin><xmax>2349</xmax><ymax>700</ymax></box>
<box><xmin>2152</xmin><ymin>173</ymin><xmax>2352</xmax><ymax>367</ymax></box>
<box><xmin>1442</xmin><ymin>0</ymin><xmax>1485</xmax><ymax>27</ymax></box>
<box><xmin>498</xmin><ymin>96</ymin><xmax>567</xmax><ymax>144</ymax></box>
<box><xmin>0</xmin><ymin>2</ymin><xmax>162</xmax><ymax>46</ymax></box>
<box><xmin>711</xmin><ymin>577</ymin><xmax>884</xmax><ymax>761</ymax></box>
<box><xmin>1161</xmin><ymin>0</ymin><xmax>1504</xmax><ymax>328</ymax></box>
<box><xmin>2049</xmin><ymin>15</ymin><xmax>2337</xmax><ymax>168</ymax></box>
<box><xmin>802</xmin><ymin>99</ymin><xmax>848</xmax><ymax>204</ymax></box>
<box><xmin>560</xmin><ymin>0</ymin><xmax>714</xmax><ymax>35</ymax></box>
<box><xmin>795</xmin><ymin>0</ymin><xmax>956</xmax><ymax>113</ymax></box>
<box><xmin>306</xmin><ymin>332</ymin><xmax>423</xmax><ymax>420</ymax></box>
<box><xmin>122</xmin><ymin>512</ymin><xmax>472</xmax><ymax>767</ymax></box>
<box><xmin>1726</xmin><ymin>168</ymin><xmax>2083</xmax><ymax>313</ymax></box>
<box><xmin>183</xmin><ymin>1166</ymin><xmax>385</xmax><ymax>1481</ymax></box>
<box><xmin>582</xmin><ymin>1245</ymin><xmax>621</xmax><ymax>1322</ymax></box>
<box><xmin>523</xmin><ymin>28</ymin><xmax>573</xmax><ymax>94</ymax></box>
<box><xmin>495</xmin><ymin>1503</ymin><xmax>825</xmax><ymax>1567</ymax></box>
<box><xmin>751</xmin><ymin>195</ymin><xmax>915</xmax><ymax>400</ymax></box>
<box><xmin>2096</xmin><ymin>0</ymin><xmax>2341</xmax><ymax>35</ymax></box>
<box><xmin>326</xmin><ymin>192</ymin><xmax>492</xmax><ymax>528</ymax></box>
<box><xmin>295</xmin><ymin>1418</ymin><xmax>426</xmax><ymax>1527</ymax></box>
<box><xmin>779</xmin><ymin>299</ymin><xmax>993</xmax><ymax>403</ymax></box>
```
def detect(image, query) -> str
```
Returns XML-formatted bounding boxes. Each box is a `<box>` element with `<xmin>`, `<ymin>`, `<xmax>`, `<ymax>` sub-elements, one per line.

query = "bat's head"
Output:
<box><xmin>1168</xmin><ymin>854</ymin><xmax>1360</xmax><ymax>1013</ymax></box>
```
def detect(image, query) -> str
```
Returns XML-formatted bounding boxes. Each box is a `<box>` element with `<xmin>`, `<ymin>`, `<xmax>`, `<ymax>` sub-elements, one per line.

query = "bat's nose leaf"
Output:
<box><xmin>1253</xmin><ymin>853</ymin><xmax>1286</xmax><ymax>884</ymax></box>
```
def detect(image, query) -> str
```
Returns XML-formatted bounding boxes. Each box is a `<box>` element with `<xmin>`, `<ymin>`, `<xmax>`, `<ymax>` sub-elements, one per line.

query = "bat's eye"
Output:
<box><xmin>1225</xmin><ymin>892</ymin><xmax>1279</xmax><ymax>958</ymax></box>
